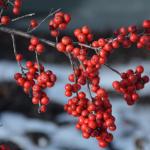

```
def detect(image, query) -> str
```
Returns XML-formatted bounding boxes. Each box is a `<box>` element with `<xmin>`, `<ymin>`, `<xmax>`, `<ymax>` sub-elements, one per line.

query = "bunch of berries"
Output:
<box><xmin>49</xmin><ymin>11</ymin><xmax>71</xmax><ymax>37</ymax></box>
<box><xmin>14</xmin><ymin>59</ymin><xmax>57</xmax><ymax>113</ymax></box>
<box><xmin>64</xmin><ymin>90</ymin><xmax>116</xmax><ymax>148</ymax></box>
<box><xmin>56</xmin><ymin>36</ymin><xmax>73</xmax><ymax>53</ymax></box>
<box><xmin>112</xmin><ymin>65</ymin><xmax>149</xmax><ymax>105</ymax></box>
<box><xmin>74</xmin><ymin>26</ymin><xmax>93</xmax><ymax>43</ymax></box>
<box><xmin>28</xmin><ymin>37</ymin><xmax>45</xmax><ymax>54</ymax></box>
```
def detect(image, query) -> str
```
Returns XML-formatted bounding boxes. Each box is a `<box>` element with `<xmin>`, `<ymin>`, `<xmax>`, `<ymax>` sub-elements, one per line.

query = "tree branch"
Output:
<box><xmin>0</xmin><ymin>26</ymin><xmax>56</xmax><ymax>47</ymax></box>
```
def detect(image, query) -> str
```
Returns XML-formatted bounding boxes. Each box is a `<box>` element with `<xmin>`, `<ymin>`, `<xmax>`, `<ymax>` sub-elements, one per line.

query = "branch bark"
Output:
<box><xmin>0</xmin><ymin>26</ymin><xmax>56</xmax><ymax>47</ymax></box>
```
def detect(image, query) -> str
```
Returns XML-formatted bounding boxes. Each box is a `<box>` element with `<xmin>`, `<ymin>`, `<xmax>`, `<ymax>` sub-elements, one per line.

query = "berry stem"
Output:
<box><xmin>11</xmin><ymin>33</ymin><xmax>26</xmax><ymax>76</ymax></box>
<box><xmin>35</xmin><ymin>51</ymin><xmax>41</xmax><ymax>74</ymax></box>
<box><xmin>67</xmin><ymin>53</ymin><xmax>79</xmax><ymax>96</ymax></box>
<box><xmin>11</xmin><ymin>13</ymin><xmax>36</xmax><ymax>22</ymax></box>
<box><xmin>0</xmin><ymin>9</ymin><xmax>3</xmax><ymax>18</ymax></box>
<box><xmin>79</xmin><ymin>60</ymin><xmax>93</xmax><ymax>100</ymax></box>
<box><xmin>35</xmin><ymin>52</ymin><xmax>42</xmax><ymax>112</ymax></box>
<box><xmin>75</xmin><ymin>42</ymin><xmax>100</xmax><ymax>51</ymax></box>
<box><xmin>27</xmin><ymin>8</ymin><xmax>61</xmax><ymax>33</ymax></box>
<box><xmin>104</xmin><ymin>64</ymin><xmax>121</xmax><ymax>76</ymax></box>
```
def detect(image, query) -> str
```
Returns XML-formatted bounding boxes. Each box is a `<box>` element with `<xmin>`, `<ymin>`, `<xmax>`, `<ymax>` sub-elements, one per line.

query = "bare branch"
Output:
<box><xmin>0</xmin><ymin>26</ymin><xmax>56</xmax><ymax>47</ymax></box>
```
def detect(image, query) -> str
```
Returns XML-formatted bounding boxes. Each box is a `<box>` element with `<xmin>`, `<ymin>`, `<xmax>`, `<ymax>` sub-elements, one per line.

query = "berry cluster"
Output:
<box><xmin>56</xmin><ymin>36</ymin><xmax>73</xmax><ymax>53</ymax></box>
<box><xmin>28</xmin><ymin>37</ymin><xmax>45</xmax><ymax>54</ymax></box>
<box><xmin>112</xmin><ymin>66</ymin><xmax>149</xmax><ymax>105</ymax></box>
<box><xmin>64</xmin><ymin>93</ymin><xmax>115</xmax><ymax>148</ymax></box>
<box><xmin>49</xmin><ymin>11</ymin><xmax>71</xmax><ymax>37</ymax></box>
<box><xmin>14</xmin><ymin>59</ymin><xmax>56</xmax><ymax>113</ymax></box>
<box><xmin>58</xmin><ymin>26</ymin><xmax>117</xmax><ymax>148</ymax></box>
<box><xmin>74</xmin><ymin>26</ymin><xmax>93</xmax><ymax>43</ymax></box>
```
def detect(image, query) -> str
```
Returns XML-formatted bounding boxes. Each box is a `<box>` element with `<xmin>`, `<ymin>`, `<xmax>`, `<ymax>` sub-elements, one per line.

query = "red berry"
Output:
<box><xmin>143</xmin><ymin>20</ymin><xmax>150</xmax><ymax>28</ymax></box>
<box><xmin>56</xmin><ymin>42</ymin><xmax>66</xmax><ymax>52</ymax></box>
<box><xmin>30</xmin><ymin>19</ymin><xmax>38</xmax><ymax>28</ymax></box>
<box><xmin>13</xmin><ymin>7</ymin><xmax>20</xmax><ymax>15</ymax></box>
<box><xmin>36</xmin><ymin>43</ymin><xmax>45</xmax><ymax>53</ymax></box>
<box><xmin>136</xmin><ymin>65</ymin><xmax>144</xmax><ymax>73</ymax></box>
<box><xmin>64</xmin><ymin>13</ymin><xmax>71</xmax><ymax>23</ymax></box>
<box><xmin>30</xmin><ymin>37</ymin><xmax>39</xmax><ymax>46</ymax></box>
<box><xmin>16</xmin><ymin>54</ymin><xmax>23</xmax><ymax>61</ymax></box>
<box><xmin>1</xmin><ymin>16</ymin><xmax>10</xmax><ymax>25</ymax></box>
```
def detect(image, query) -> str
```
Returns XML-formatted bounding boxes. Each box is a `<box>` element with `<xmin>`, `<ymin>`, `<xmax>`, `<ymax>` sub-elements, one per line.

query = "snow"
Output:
<box><xmin>0</xmin><ymin>102</ymin><xmax>150</xmax><ymax>150</ymax></box>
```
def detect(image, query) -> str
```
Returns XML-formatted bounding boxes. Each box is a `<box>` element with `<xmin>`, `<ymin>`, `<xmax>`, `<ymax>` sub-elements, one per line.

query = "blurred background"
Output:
<box><xmin>0</xmin><ymin>0</ymin><xmax>150</xmax><ymax>150</ymax></box>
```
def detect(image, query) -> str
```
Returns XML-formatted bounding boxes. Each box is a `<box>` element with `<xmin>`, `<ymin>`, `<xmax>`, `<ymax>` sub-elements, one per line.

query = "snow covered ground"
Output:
<box><xmin>0</xmin><ymin>60</ymin><xmax>150</xmax><ymax>150</ymax></box>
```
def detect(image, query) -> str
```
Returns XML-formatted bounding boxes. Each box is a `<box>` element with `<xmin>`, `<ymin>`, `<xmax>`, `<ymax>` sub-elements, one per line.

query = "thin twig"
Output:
<box><xmin>0</xmin><ymin>9</ymin><xmax>3</xmax><ymax>18</ymax></box>
<box><xmin>35</xmin><ymin>52</ymin><xmax>42</xmax><ymax>112</ymax></box>
<box><xmin>28</xmin><ymin>8</ymin><xmax>61</xmax><ymax>33</ymax></box>
<box><xmin>35</xmin><ymin>52</ymin><xmax>41</xmax><ymax>74</ymax></box>
<box><xmin>79</xmin><ymin>60</ymin><xmax>93</xmax><ymax>100</ymax></box>
<box><xmin>67</xmin><ymin>53</ymin><xmax>78</xmax><ymax>83</ymax></box>
<box><xmin>74</xmin><ymin>42</ymin><xmax>100</xmax><ymax>51</ymax></box>
<box><xmin>12</xmin><ymin>13</ymin><xmax>36</xmax><ymax>22</ymax></box>
<box><xmin>11</xmin><ymin>34</ymin><xmax>26</xmax><ymax>76</ymax></box>
<box><xmin>104</xmin><ymin>64</ymin><xmax>121</xmax><ymax>76</ymax></box>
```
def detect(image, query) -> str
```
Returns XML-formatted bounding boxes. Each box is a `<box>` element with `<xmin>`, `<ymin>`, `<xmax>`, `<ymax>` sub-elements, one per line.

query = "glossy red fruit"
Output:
<box><xmin>30</xmin><ymin>19</ymin><xmax>38</xmax><ymax>28</ymax></box>
<box><xmin>16</xmin><ymin>54</ymin><xmax>23</xmax><ymax>61</ymax></box>
<box><xmin>1</xmin><ymin>16</ymin><xmax>10</xmax><ymax>25</ymax></box>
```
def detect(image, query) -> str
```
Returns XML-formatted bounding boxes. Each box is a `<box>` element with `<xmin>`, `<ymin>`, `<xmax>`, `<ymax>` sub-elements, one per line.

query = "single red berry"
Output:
<box><xmin>64</xmin><ymin>13</ymin><xmax>71</xmax><ymax>23</ymax></box>
<box><xmin>61</xmin><ymin>36</ymin><xmax>72</xmax><ymax>45</ymax></box>
<box><xmin>136</xmin><ymin>65</ymin><xmax>144</xmax><ymax>73</ymax></box>
<box><xmin>1</xmin><ymin>16</ymin><xmax>10</xmax><ymax>25</ymax></box>
<box><xmin>30</xmin><ymin>37</ymin><xmax>39</xmax><ymax>46</ymax></box>
<box><xmin>16</xmin><ymin>54</ymin><xmax>23</xmax><ymax>61</ymax></box>
<box><xmin>36</xmin><ymin>43</ymin><xmax>45</xmax><ymax>53</ymax></box>
<box><xmin>13</xmin><ymin>7</ymin><xmax>20</xmax><ymax>15</ymax></box>
<box><xmin>30</xmin><ymin>19</ymin><xmax>38</xmax><ymax>28</ymax></box>
<box><xmin>56</xmin><ymin>42</ymin><xmax>66</xmax><ymax>52</ymax></box>
<box><xmin>142</xmin><ymin>20</ymin><xmax>150</xmax><ymax>28</ymax></box>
